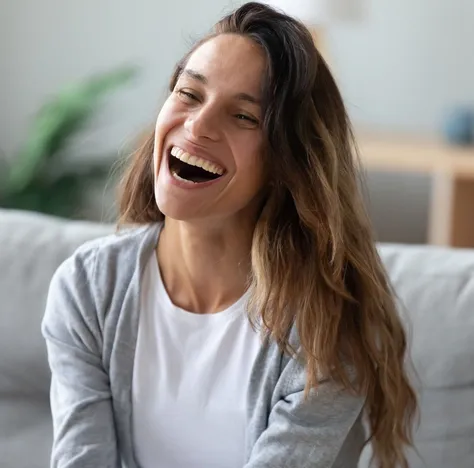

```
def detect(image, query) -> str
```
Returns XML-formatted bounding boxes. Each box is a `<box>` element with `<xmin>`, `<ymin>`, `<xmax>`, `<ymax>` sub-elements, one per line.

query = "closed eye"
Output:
<box><xmin>178</xmin><ymin>89</ymin><xmax>199</xmax><ymax>102</ymax></box>
<box><xmin>235</xmin><ymin>114</ymin><xmax>259</xmax><ymax>125</ymax></box>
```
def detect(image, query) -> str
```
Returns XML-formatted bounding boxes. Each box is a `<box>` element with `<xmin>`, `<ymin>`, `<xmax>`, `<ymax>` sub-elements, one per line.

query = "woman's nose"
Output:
<box><xmin>184</xmin><ymin>107</ymin><xmax>220</xmax><ymax>141</ymax></box>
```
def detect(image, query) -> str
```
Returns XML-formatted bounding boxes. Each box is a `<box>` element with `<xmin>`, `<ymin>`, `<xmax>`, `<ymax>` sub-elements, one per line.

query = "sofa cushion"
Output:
<box><xmin>359</xmin><ymin>244</ymin><xmax>474</xmax><ymax>468</ymax></box>
<box><xmin>0</xmin><ymin>209</ymin><xmax>112</xmax><ymax>468</ymax></box>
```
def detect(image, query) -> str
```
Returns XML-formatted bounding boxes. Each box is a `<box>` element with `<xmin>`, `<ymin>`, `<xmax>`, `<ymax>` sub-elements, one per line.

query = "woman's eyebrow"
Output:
<box><xmin>183</xmin><ymin>68</ymin><xmax>207</xmax><ymax>84</ymax></box>
<box><xmin>184</xmin><ymin>68</ymin><xmax>260</xmax><ymax>104</ymax></box>
<box><xmin>235</xmin><ymin>93</ymin><xmax>260</xmax><ymax>105</ymax></box>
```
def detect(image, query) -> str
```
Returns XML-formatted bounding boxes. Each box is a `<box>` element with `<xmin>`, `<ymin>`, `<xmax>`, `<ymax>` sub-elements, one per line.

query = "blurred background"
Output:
<box><xmin>1</xmin><ymin>0</ymin><xmax>474</xmax><ymax>245</ymax></box>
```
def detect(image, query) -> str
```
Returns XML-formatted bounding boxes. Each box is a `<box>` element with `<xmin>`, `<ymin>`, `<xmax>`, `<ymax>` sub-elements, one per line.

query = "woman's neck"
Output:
<box><xmin>156</xmin><ymin>217</ymin><xmax>255</xmax><ymax>314</ymax></box>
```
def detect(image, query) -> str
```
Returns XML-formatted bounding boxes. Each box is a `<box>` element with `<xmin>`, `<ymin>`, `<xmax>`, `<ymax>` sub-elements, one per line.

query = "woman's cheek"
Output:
<box><xmin>153</xmin><ymin>132</ymin><xmax>161</xmax><ymax>179</ymax></box>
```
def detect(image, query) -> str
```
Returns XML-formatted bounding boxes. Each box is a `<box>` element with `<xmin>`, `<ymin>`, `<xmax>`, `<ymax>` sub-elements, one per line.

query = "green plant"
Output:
<box><xmin>0</xmin><ymin>66</ymin><xmax>137</xmax><ymax>218</ymax></box>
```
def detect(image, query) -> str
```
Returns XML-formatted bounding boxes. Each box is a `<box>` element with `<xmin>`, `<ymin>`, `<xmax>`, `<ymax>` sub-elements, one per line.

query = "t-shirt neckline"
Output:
<box><xmin>149</xmin><ymin>252</ymin><xmax>250</xmax><ymax>325</ymax></box>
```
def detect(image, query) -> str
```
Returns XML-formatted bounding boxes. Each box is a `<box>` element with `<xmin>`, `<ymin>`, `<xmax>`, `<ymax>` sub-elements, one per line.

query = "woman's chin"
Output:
<box><xmin>154</xmin><ymin>170</ymin><xmax>215</xmax><ymax>221</ymax></box>
<box><xmin>154</xmin><ymin>190</ymin><xmax>200</xmax><ymax>222</ymax></box>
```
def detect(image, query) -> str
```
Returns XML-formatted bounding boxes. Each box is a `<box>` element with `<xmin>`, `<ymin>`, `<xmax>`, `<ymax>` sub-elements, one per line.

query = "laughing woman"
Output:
<box><xmin>42</xmin><ymin>2</ymin><xmax>417</xmax><ymax>468</ymax></box>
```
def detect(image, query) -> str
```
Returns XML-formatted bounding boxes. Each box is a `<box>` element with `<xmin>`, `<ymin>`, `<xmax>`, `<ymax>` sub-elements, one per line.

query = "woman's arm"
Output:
<box><xmin>42</xmin><ymin>250</ymin><xmax>119</xmax><ymax>468</ymax></box>
<box><xmin>245</xmin><ymin>357</ymin><xmax>366</xmax><ymax>468</ymax></box>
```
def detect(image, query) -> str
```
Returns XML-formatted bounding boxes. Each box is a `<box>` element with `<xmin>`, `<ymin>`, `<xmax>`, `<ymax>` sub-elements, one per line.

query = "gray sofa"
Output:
<box><xmin>1</xmin><ymin>208</ymin><xmax>473</xmax><ymax>468</ymax></box>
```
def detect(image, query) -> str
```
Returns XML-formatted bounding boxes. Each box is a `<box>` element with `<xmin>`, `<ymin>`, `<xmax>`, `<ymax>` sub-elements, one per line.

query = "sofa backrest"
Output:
<box><xmin>0</xmin><ymin>210</ymin><xmax>112</xmax><ymax>468</ymax></box>
<box><xmin>359</xmin><ymin>244</ymin><xmax>474</xmax><ymax>468</ymax></box>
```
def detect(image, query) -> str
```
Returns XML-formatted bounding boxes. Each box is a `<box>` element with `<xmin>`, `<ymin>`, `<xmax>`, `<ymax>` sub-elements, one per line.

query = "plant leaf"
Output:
<box><xmin>6</xmin><ymin>65</ymin><xmax>137</xmax><ymax>193</ymax></box>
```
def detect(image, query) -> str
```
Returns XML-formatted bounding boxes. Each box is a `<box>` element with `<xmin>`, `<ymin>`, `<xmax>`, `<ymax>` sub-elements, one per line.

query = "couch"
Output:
<box><xmin>1</xmin><ymin>208</ymin><xmax>473</xmax><ymax>468</ymax></box>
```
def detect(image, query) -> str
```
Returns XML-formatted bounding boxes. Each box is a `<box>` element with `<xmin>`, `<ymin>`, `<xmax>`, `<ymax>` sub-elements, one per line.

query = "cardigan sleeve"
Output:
<box><xmin>42</xmin><ymin>248</ymin><xmax>120</xmax><ymax>468</ymax></box>
<box><xmin>244</xmin><ymin>355</ymin><xmax>366</xmax><ymax>468</ymax></box>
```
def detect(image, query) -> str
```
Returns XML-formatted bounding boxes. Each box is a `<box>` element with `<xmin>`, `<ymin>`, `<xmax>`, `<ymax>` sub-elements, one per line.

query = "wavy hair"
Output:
<box><xmin>119</xmin><ymin>3</ymin><xmax>417</xmax><ymax>466</ymax></box>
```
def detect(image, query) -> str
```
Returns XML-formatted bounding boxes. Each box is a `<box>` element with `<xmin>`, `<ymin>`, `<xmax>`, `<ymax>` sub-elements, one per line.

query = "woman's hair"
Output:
<box><xmin>119</xmin><ymin>2</ymin><xmax>417</xmax><ymax>466</ymax></box>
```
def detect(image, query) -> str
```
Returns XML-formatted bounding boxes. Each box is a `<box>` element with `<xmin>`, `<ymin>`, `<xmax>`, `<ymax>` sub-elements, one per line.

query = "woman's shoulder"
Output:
<box><xmin>48</xmin><ymin>223</ymin><xmax>160</xmax><ymax>320</ymax></box>
<box><xmin>43</xmin><ymin>223</ymin><xmax>161</xmax><ymax>349</ymax></box>
<box><xmin>76</xmin><ymin>223</ymin><xmax>159</xmax><ymax>263</ymax></box>
<box><xmin>56</xmin><ymin>223</ymin><xmax>160</xmax><ymax>282</ymax></box>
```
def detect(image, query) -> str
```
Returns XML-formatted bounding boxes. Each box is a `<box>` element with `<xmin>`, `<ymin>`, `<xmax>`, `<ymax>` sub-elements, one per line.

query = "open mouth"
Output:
<box><xmin>168</xmin><ymin>146</ymin><xmax>224</xmax><ymax>184</ymax></box>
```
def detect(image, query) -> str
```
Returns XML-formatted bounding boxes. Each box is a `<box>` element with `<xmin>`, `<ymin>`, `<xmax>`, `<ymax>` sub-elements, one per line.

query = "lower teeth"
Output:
<box><xmin>172</xmin><ymin>170</ymin><xmax>196</xmax><ymax>184</ymax></box>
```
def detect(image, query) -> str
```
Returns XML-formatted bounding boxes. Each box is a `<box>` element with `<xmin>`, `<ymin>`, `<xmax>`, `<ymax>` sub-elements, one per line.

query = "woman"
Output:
<box><xmin>42</xmin><ymin>2</ymin><xmax>417</xmax><ymax>467</ymax></box>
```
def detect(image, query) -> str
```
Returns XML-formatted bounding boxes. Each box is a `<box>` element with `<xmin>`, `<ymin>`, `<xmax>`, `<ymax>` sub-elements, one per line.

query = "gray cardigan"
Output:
<box><xmin>42</xmin><ymin>223</ymin><xmax>366</xmax><ymax>468</ymax></box>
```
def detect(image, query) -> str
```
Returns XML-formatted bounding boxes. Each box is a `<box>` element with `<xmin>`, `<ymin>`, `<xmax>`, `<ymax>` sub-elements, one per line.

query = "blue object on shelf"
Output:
<box><xmin>442</xmin><ymin>108</ymin><xmax>474</xmax><ymax>146</ymax></box>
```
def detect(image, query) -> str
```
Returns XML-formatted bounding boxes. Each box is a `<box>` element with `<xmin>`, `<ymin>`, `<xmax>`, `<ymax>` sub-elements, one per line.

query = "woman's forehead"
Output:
<box><xmin>183</xmin><ymin>35</ymin><xmax>266</xmax><ymax>95</ymax></box>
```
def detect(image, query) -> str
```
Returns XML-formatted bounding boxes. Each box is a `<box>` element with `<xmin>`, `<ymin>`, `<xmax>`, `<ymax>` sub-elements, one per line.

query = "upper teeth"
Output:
<box><xmin>170</xmin><ymin>146</ymin><xmax>224</xmax><ymax>175</ymax></box>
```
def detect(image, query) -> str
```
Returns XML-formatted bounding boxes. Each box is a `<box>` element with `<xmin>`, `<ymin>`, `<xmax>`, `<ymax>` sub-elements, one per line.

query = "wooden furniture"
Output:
<box><xmin>357</xmin><ymin>133</ymin><xmax>474</xmax><ymax>248</ymax></box>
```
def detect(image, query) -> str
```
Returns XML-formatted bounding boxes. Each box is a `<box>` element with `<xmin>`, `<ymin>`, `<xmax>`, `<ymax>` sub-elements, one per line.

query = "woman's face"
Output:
<box><xmin>153</xmin><ymin>34</ymin><xmax>266</xmax><ymax>223</ymax></box>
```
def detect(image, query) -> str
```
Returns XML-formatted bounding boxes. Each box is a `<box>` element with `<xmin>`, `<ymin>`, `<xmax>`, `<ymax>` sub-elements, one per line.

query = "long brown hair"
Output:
<box><xmin>119</xmin><ymin>2</ymin><xmax>417</xmax><ymax>466</ymax></box>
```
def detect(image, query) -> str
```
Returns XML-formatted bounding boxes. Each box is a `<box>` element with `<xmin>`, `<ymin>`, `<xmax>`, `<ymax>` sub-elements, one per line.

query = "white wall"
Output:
<box><xmin>330</xmin><ymin>0</ymin><xmax>474</xmax><ymax>133</ymax></box>
<box><xmin>1</xmin><ymin>0</ymin><xmax>473</xmax><ymax>239</ymax></box>
<box><xmin>328</xmin><ymin>0</ymin><xmax>474</xmax><ymax>243</ymax></box>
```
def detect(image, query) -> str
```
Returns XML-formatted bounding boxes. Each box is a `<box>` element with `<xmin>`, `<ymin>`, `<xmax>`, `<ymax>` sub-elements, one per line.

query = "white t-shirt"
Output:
<box><xmin>132</xmin><ymin>253</ymin><xmax>262</xmax><ymax>468</ymax></box>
